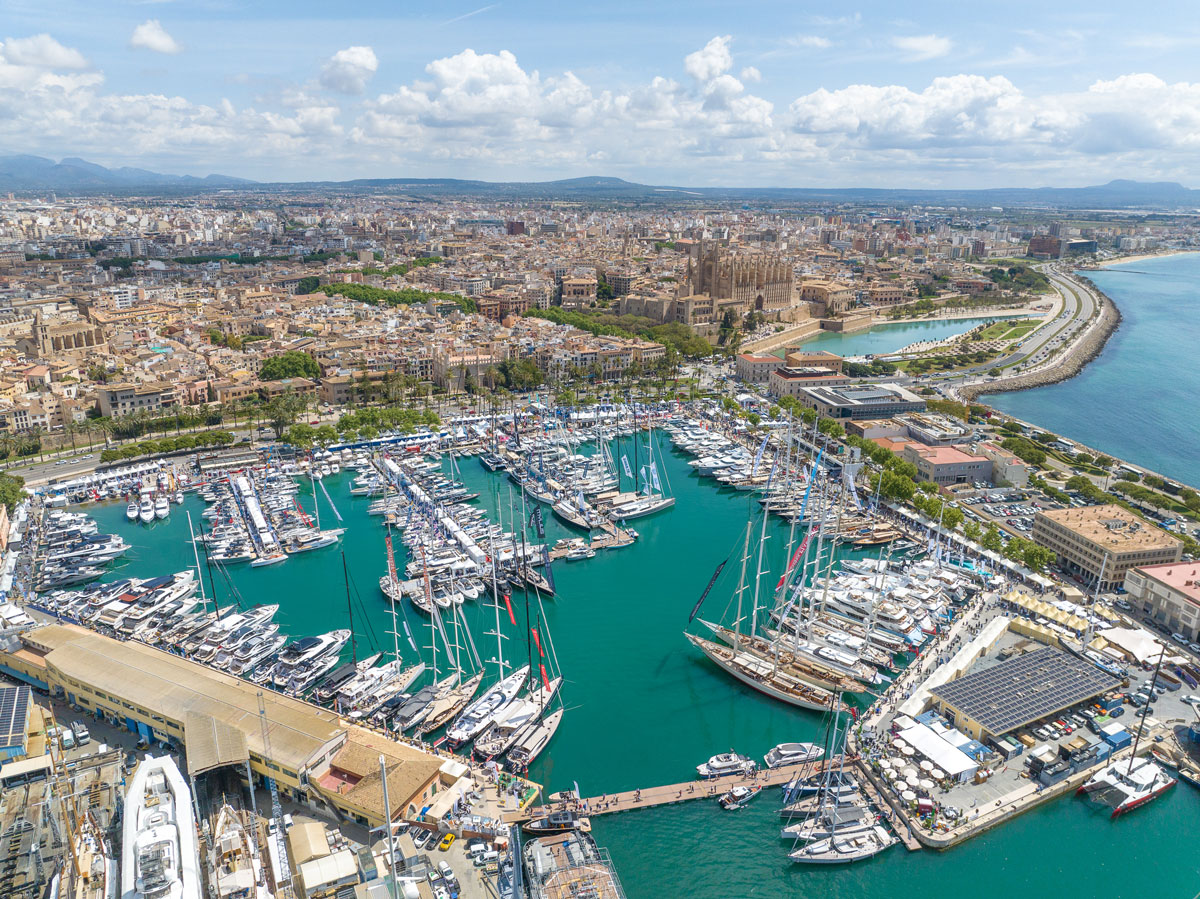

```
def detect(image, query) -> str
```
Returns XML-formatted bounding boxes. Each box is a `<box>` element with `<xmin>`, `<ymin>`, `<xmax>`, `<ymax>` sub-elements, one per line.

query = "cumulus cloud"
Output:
<box><xmin>130</xmin><ymin>20</ymin><xmax>182</xmax><ymax>55</ymax></box>
<box><xmin>1</xmin><ymin>33</ymin><xmax>87</xmax><ymax>68</ymax></box>
<box><xmin>684</xmin><ymin>35</ymin><xmax>733</xmax><ymax>81</ymax></box>
<box><xmin>319</xmin><ymin>46</ymin><xmax>378</xmax><ymax>94</ymax></box>
<box><xmin>3</xmin><ymin>30</ymin><xmax>1200</xmax><ymax>186</ymax></box>
<box><xmin>740</xmin><ymin>66</ymin><xmax>761</xmax><ymax>82</ymax></box>
<box><xmin>892</xmin><ymin>34</ymin><xmax>952</xmax><ymax>61</ymax></box>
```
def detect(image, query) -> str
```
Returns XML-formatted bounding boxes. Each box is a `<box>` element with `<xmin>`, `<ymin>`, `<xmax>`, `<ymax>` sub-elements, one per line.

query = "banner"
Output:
<box><xmin>621</xmin><ymin>454</ymin><xmax>633</xmax><ymax>479</ymax></box>
<box><xmin>649</xmin><ymin>462</ymin><xmax>661</xmax><ymax>492</ymax></box>
<box><xmin>503</xmin><ymin>593</ymin><xmax>517</xmax><ymax>625</ymax></box>
<box><xmin>319</xmin><ymin>480</ymin><xmax>343</xmax><ymax>522</ymax></box>
<box><xmin>531</xmin><ymin>627</ymin><xmax>544</xmax><ymax>657</ymax></box>
<box><xmin>689</xmin><ymin>559</ymin><xmax>728</xmax><ymax>622</ymax></box>
<box><xmin>540</xmin><ymin>663</ymin><xmax>550</xmax><ymax>691</ymax></box>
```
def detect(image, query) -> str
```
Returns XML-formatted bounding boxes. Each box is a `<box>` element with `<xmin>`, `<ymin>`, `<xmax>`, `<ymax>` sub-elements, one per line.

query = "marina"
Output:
<box><xmin>13</xmin><ymin>403</ymin><xmax>1200</xmax><ymax>898</ymax></box>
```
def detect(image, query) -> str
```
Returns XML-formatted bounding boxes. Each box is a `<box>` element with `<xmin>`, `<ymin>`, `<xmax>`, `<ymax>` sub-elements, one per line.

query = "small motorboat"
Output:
<box><xmin>697</xmin><ymin>752</ymin><xmax>756</xmax><ymax>779</ymax></box>
<box><xmin>125</xmin><ymin>500</ymin><xmax>139</xmax><ymax>521</ymax></box>
<box><xmin>719</xmin><ymin>784</ymin><xmax>761</xmax><ymax>810</ymax></box>
<box><xmin>522</xmin><ymin>810</ymin><xmax>591</xmax><ymax>836</ymax></box>
<box><xmin>250</xmin><ymin>552</ymin><xmax>288</xmax><ymax>567</ymax></box>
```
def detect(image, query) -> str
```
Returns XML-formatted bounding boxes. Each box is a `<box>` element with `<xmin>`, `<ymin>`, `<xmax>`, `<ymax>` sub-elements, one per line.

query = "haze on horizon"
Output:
<box><xmin>2</xmin><ymin>0</ymin><xmax>1198</xmax><ymax>189</ymax></box>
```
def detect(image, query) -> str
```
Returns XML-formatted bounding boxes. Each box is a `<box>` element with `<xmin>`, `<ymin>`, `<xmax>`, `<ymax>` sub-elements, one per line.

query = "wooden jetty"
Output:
<box><xmin>504</xmin><ymin>759</ymin><xmax>830</xmax><ymax>823</ymax></box>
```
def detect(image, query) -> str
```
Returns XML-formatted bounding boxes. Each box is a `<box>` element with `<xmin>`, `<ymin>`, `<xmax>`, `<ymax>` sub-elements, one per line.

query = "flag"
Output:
<box><xmin>529</xmin><ymin>505</ymin><xmax>545</xmax><ymax>540</ymax></box>
<box><xmin>540</xmin><ymin>664</ymin><xmax>550</xmax><ymax>691</ymax></box>
<box><xmin>503</xmin><ymin>593</ymin><xmax>516</xmax><ymax>625</ymax></box>
<box><xmin>621</xmin><ymin>454</ymin><xmax>633</xmax><ymax>479</ymax></box>
<box><xmin>776</xmin><ymin>530</ymin><xmax>814</xmax><ymax>592</ymax></box>
<box><xmin>402</xmin><ymin>620</ymin><xmax>418</xmax><ymax>653</ymax></box>
<box><xmin>689</xmin><ymin>559</ymin><xmax>728</xmax><ymax>622</ymax></box>
<box><xmin>542</xmin><ymin>546</ymin><xmax>556</xmax><ymax>593</ymax></box>
<box><xmin>649</xmin><ymin>462</ymin><xmax>661</xmax><ymax>492</ymax></box>
<box><xmin>751</xmin><ymin>434</ymin><xmax>768</xmax><ymax>474</ymax></box>
<box><xmin>531</xmin><ymin>627</ymin><xmax>544</xmax><ymax>657</ymax></box>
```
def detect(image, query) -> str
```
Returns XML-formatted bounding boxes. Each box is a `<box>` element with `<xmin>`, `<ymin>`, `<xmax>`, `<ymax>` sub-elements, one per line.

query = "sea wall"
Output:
<box><xmin>959</xmin><ymin>274</ymin><xmax>1121</xmax><ymax>403</ymax></box>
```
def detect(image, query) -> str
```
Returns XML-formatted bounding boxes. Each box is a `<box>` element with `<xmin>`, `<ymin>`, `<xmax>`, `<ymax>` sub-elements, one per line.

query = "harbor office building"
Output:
<box><xmin>0</xmin><ymin>625</ymin><xmax>452</xmax><ymax>827</ymax></box>
<box><xmin>1123</xmin><ymin>562</ymin><xmax>1200</xmax><ymax>642</ymax></box>
<box><xmin>1032</xmin><ymin>505</ymin><xmax>1182</xmax><ymax>593</ymax></box>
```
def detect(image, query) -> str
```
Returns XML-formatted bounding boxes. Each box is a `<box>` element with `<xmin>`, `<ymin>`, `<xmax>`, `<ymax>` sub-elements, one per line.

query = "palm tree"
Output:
<box><xmin>62</xmin><ymin>419</ymin><xmax>78</xmax><ymax>452</ymax></box>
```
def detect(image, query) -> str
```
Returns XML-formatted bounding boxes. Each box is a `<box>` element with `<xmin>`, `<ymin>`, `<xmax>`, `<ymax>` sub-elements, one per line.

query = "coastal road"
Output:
<box><xmin>923</xmin><ymin>266</ymin><xmax>1099</xmax><ymax>391</ymax></box>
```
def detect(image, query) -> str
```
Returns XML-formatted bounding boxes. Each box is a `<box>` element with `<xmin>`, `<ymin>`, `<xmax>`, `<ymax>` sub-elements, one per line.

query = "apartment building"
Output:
<box><xmin>1123</xmin><ymin>562</ymin><xmax>1200</xmax><ymax>641</ymax></box>
<box><xmin>95</xmin><ymin>382</ymin><xmax>179</xmax><ymax>418</ymax></box>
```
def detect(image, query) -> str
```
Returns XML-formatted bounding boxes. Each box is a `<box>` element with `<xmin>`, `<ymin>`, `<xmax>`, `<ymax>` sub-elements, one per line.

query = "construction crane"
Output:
<box><xmin>257</xmin><ymin>691</ymin><xmax>293</xmax><ymax>898</ymax></box>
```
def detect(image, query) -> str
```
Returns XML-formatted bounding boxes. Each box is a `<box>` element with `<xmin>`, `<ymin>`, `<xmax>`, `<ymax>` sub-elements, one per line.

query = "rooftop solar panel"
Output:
<box><xmin>929</xmin><ymin>647</ymin><xmax>1119</xmax><ymax>736</ymax></box>
<box><xmin>0</xmin><ymin>685</ymin><xmax>30</xmax><ymax>748</ymax></box>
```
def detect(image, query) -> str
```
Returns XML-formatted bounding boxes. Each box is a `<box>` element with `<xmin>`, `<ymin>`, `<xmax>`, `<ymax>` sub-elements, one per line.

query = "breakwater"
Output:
<box><xmin>961</xmin><ymin>273</ymin><xmax>1121</xmax><ymax>402</ymax></box>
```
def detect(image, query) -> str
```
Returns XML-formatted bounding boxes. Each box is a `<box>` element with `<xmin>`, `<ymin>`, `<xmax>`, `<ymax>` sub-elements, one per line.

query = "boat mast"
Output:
<box><xmin>750</xmin><ymin>498</ymin><xmax>770</xmax><ymax>641</ymax></box>
<box><xmin>732</xmin><ymin>517</ymin><xmax>753</xmax><ymax>649</ymax></box>
<box><xmin>1127</xmin><ymin>645</ymin><xmax>1166</xmax><ymax>775</ymax></box>
<box><xmin>186</xmin><ymin>511</ymin><xmax>208</xmax><ymax>615</ymax></box>
<box><xmin>341</xmin><ymin>550</ymin><xmax>356</xmax><ymax>666</ymax></box>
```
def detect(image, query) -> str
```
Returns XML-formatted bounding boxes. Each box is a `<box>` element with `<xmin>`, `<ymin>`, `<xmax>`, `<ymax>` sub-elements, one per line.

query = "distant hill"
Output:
<box><xmin>1</xmin><ymin>156</ymin><xmax>1196</xmax><ymax>209</ymax></box>
<box><xmin>0</xmin><ymin>155</ymin><xmax>252</xmax><ymax>191</ymax></box>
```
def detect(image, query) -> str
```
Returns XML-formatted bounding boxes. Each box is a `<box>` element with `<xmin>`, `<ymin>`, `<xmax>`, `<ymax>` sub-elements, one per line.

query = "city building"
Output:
<box><xmin>902</xmin><ymin>444</ymin><xmax>993</xmax><ymax>487</ymax></box>
<box><xmin>792</xmin><ymin>384</ymin><xmax>926</xmax><ymax>420</ymax></box>
<box><xmin>1123</xmin><ymin>562</ymin><xmax>1200</xmax><ymax>642</ymax></box>
<box><xmin>767</xmin><ymin>366</ymin><xmax>851</xmax><ymax>398</ymax></box>
<box><xmin>95</xmin><ymin>381</ymin><xmax>179</xmax><ymax>418</ymax></box>
<box><xmin>1032</xmin><ymin>505</ymin><xmax>1183</xmax><ymax>591</ymax></box>
<box><xmin>734</xmin><ymin>353</ymin><xmax>782</xmax><ymax>384</ymax></box>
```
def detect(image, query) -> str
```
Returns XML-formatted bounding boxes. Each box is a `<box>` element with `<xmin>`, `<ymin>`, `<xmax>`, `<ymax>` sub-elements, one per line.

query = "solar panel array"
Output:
<box><xmin>930</xmin><ymin>647</ymin><xmax>1120</xmax><ymax>736</ymax></box>
<box><xmin>0</xmin><ymin>685</ymin><xmax>30</xmax><ymax>749</ymax></box>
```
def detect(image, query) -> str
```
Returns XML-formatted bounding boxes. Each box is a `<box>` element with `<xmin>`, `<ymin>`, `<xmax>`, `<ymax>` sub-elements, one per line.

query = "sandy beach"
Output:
<box><xmin>1097</xmin><ymin>249</ymin><xmax>1200</xmax><ymax>267</ymax></box>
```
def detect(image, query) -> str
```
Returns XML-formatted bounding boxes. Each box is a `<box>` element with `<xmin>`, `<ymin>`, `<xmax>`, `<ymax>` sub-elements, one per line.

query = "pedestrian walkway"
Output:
<box><xmin>504</xmin><ymin>759</ymin><xmax>830</xmax><ymax>822</ymax></box>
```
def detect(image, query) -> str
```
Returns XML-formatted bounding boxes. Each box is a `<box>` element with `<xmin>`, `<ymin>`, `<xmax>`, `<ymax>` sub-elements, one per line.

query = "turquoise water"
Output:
<box><xmin>987</xmin><ymin>253</ymin><xmax>1200</xmax><ymax>485</ymax></box>
<box><xmin>782</xmin><ymin>315</ymin><xmax>1031</xmax><ymax>358</ymax></box>
<box><xmin>86</xmin><ymin>434</ymin><xmax>1200</xmax><ymax>898</ymax></box>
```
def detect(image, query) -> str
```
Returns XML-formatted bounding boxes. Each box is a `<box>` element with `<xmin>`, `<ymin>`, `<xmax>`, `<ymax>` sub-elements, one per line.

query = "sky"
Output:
<box><xmin>2</xmin><ymin>0</ymin><xmax>1200</xmax><ymax>187</ymax></box>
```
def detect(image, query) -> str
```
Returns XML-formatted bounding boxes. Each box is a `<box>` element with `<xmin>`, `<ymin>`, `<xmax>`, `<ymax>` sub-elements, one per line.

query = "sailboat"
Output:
<box><xmin>609</xmin><ymin>414</ymin><xmax>674</xmax><ymax>519</ymax></box>
<box><xmin>786</xmin><ymin>695</ymin><xmax>896</xmax><ymax>865</ymax></box>
<box><xmin>209</xmin><ymin>804</ymin><xmax>271</xmax><ymax>899</ymax></box>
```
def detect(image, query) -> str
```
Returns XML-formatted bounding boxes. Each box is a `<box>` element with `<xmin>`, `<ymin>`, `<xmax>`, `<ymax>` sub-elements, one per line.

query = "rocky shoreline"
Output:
<box><xmin>959</xmin><ymin>274</ymin><xmax>1121</xmax><ymax>402</ymax></box>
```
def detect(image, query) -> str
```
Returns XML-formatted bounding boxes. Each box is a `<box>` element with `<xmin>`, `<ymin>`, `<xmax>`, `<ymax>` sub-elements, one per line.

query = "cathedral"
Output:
<box><xmin>684</xmin><ymin>241</ymin><xmax>794</xmax><ymax>312</ymax></box>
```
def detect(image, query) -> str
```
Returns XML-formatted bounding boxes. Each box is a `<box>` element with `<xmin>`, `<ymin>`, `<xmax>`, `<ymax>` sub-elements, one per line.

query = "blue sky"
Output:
<box><xmin>2</xmin><ymin>1</ymin><xmax>1199</xmax><ymax>186</ymax></box>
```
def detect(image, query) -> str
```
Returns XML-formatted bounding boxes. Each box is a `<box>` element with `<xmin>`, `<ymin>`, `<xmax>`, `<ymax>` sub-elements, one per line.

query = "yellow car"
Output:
<box><xmin>438</xmin><ymin>833</ymin><xmax>456</xmax><ymax>851</ymax></box>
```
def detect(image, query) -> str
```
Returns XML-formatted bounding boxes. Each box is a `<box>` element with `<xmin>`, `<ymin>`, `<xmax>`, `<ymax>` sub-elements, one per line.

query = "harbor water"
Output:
<box><xmin>87</xmin><ymin>432</ymin><xmax>1200</xmax><ymax>898</ymax></box>
<box><xmin>780</xmin><ymin>315</ymin><xmax>1033</xmax><ymax>358</ymax></box>
<box><xmin>987</xmin><ymin>253</ymin><xmax>1200</xmax><ymax>485</ymax></box>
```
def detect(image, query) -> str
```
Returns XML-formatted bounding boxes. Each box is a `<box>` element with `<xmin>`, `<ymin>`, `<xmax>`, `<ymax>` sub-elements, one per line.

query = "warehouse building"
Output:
<box><xmin>0</xmin><ymin>625</ymin><xmax>452</xmax><ymax>826</ymax></box>
<box><xmin>929</xmin><ymin>646</ymin><xmax>1120</xmax><ymax>742</ymax></box>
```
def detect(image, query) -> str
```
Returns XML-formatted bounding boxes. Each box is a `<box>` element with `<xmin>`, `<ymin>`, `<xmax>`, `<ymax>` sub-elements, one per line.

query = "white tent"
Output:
<box><xmin>896</xmin><ymin>723</ymin><xmax>978</xmax><ymax>783</ymax></box>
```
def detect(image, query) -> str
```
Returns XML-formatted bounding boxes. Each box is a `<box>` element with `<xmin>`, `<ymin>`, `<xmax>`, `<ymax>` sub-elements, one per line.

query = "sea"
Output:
<box><xmin>87</xmin><ymin>430</ymin><xmax>1200</xmax><ymax>899</ymax></box>
<box><xmin>987</xmin><ymin>253</ymin><xmax>1200</xmax><ymax>486</ymax></box>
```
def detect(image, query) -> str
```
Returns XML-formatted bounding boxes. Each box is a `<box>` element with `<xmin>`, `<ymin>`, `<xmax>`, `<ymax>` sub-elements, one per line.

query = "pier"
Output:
<box><xmin>505</xmin><ymin>759</ymin><xmax>831</xmax><ymax>822</ymax></box>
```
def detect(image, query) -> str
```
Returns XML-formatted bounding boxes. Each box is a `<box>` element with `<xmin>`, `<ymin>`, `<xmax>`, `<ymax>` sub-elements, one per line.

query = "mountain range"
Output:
<box><xmin>2</xmin><ymin>155</ymin><xmax>1198</xmax><ymax>209</ymax></box>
